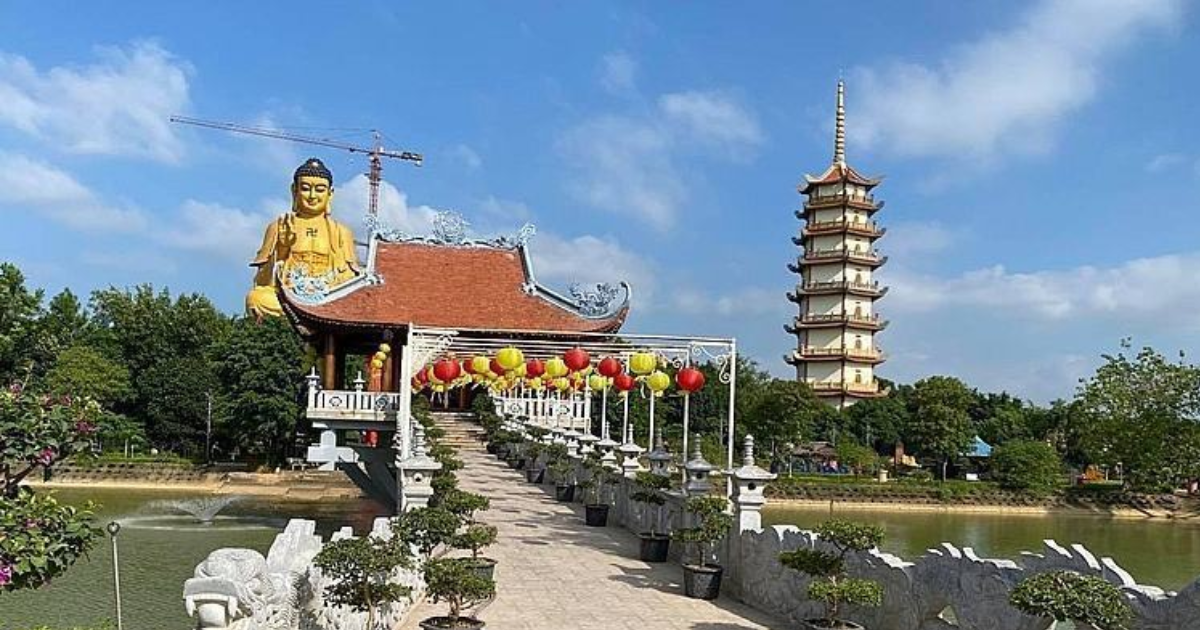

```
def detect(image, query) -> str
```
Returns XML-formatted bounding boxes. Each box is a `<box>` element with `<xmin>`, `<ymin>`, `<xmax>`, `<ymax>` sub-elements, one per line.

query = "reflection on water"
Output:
<box><xmin>764</xmin><ymin>504</ymin><xmax>1200</xmax><ymax>590</ymax></box>
<box><xmin>0</xmin><ymin>487</ymin><xmax>389</xmax><ymax>630</ymax></box>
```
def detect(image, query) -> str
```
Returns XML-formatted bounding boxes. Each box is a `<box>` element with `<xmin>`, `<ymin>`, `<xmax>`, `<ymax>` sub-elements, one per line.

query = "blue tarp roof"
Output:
<box><xmin>966</xmin><ymin>436</ymin><xmax>993</xmax><ymax>457</ymax></box>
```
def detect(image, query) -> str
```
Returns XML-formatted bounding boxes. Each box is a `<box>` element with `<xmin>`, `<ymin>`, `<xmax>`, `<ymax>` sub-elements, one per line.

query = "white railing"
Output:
<box><xmin>493</xmin><ymin>392</ymin><xmax>591</xmax><ymax>431</ymax></box>
<box><xmin>306</xmin><ymin>387</ymin><xmax>402</xmax><ymax>422</ymax></box>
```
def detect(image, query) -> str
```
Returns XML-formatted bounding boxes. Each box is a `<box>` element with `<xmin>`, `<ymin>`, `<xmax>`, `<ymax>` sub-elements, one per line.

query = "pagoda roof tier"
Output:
<box><xmin>789</xmin><ymin>347</ymin><xmax>886</xmax><ymax>365</ymax></box>
<box><xmin>799</xmin><ymin>162</ymin><xmax>882</xmax><ymax>195</ymax></box>
<box><xmin>812</xmin><ymin>386</ymin><xmax>887</xmax><ymax>400</ymax></box>
<box><xmin>799</xmin><ymin>219</ymin><xmax>886</xmax><ymax>240</ymax></box>
<box><xmin>792</xmin><ymin>250</ymin><xmax>887</xmax><ymax>269</ymax></box>
<box><xmin>784</xmin><ymin>313</ymin><xmax>888</xmax><ymax>334</ymax></box>
<box><xmin>280</xmin><ymin>225</ymin><xmax>629</xmax><ymax>335</ymax></box>
<box><xmin>787</xmin><ymin>281</ymin><xmax>888</xmax><ymax>301</ymax></box>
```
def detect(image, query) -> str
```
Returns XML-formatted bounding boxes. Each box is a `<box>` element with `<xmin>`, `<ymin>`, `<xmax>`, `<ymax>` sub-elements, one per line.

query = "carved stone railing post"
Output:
<box><xmin>398</xmin><ymin>423</ymin><xmax>442</xmax><ymax>512</ymax></box>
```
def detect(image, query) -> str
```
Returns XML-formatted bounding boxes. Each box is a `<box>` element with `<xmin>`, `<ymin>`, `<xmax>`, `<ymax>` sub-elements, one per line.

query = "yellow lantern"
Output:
<box><xmin>588</xmin><ymin>374</ymin><xmax>609</xmax><ymax>391</ymax></box>
<box><xmin>545</xmin><ymin>357</ymin><xmax>569</xmax><ymax>378</ymax></box>
<box><xmin>496</xmin><ymin>347</ymin><xmax>524</xmax><ymax>371</ymax></box>
<box><xmin>373</xmin><ymin>351</ymin><xmax>387</xmax><ymax>362</ymax></box>
<box><xmin>630</xmin><ymin>352</ymin><xmax>657</xmax><ymax>375</ymax></box>
<box><xmin>470</xmin><ymin>355</ymin><xmax>490</xmax><ymax>375</ymax></box>
<box><xmin>379</xmin><ymin>343</ymin><xmax>391</xmax><ymax>354</ymax></box>
<box><xmin>371</xmin><ymin>358</ymin><xmax>384</xmax><ymax>369</ymax></box>
<box><xmin>646</xmin><ymin>370</ymin><xmax>670</xmax><ymax>395</ymax></box>
<box><xmin>514</xmin><ymin>363</ymin><xmax>528</xmax><ymax>378</ymax></box>
<box><xmin>552</xmin><ymin>377</ymin><xmax>571</xmax><ymax>392</ymax></box>
<box><xmin>528</xmin><ymin>377</ymin><xmax>544</xmax><ymax>390</ymax></box>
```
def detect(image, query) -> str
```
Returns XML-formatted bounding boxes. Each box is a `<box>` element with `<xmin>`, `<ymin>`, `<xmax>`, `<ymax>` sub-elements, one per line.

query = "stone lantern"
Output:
<box><xmin>397</xmin><ymin>423</ymin><xmax>442</xmax><ymax>512</ymax></box>
<box><xmin>578</xmin><ymin>432</ymin><xmax>599</xmax><ymax>456</ymax></box>
<box><xmin>684</xmin><ymin>441</ymin><xmax>715</xmax><ymax>496</ymax></box>
<box><xmin>646</xmin><ymin>429</ymin><xmax>672</xmax><ymax>477</ymax></box>
<box><xmin>731</xmin><ymin>435</ymin><xmax>776</xmax><ymax>532</ymax></box>
<box><xmin>596</xmin><ymin>435</ymin><xmax>619</xmax><ymax>470</ymax></box>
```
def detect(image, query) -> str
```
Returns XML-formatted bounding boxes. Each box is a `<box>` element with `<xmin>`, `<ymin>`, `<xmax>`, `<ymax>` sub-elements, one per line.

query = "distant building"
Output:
<box><xmin>785</xmin><ymin>81</ymin><xmax>888</xmax><ymax>408</ymax></box>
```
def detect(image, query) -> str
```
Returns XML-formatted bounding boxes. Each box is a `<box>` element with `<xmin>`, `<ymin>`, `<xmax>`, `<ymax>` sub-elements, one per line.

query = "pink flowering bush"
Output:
<box><xmin>0</xmin><ymin>383</ymin><xmax>101</xmax><ymax>591</ymax></box>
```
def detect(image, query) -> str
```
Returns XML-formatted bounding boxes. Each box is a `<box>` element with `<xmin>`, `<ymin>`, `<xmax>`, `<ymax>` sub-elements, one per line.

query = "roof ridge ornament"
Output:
<box><xmin>366</xmin><ymin>210</ymin><xmax>536</xmax><ymax>249</ymax></box>
<box><xmin>568</xmin><ymin>282</ymin><xmax>620</xmax><ymax>317</ymax></box>
<box><xmin>834</xmin><ymin>79</ymin><xmax>846</xmax><ymax>167</ymax></box>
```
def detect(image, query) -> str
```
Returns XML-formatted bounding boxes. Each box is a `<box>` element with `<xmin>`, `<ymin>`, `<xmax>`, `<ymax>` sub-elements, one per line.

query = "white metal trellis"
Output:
<box><xmin>395</xmin><ymin>324</ymin><xmax>739</xmax><ymax>502</ymax></box>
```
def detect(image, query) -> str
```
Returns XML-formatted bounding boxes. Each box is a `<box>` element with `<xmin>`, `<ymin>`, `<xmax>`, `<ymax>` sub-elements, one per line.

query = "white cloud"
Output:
<box><xmin>672</xmin><ymin>286</ymin><xmax>785</xmax><ymax>318</ymax></box>
<box><xmin>884</xmin><ymin>221</ymin><xmax>959</xmax><ymax>258</ymax></box>
<box><xmin>0</xmin><ymin>41</ymin><xmax>192</xmax><ymax>162</ymax></box>
<box><xmin>477</xmin><ymin>196</ymin><xmax>532</xmax><ymax>223</ymax></box>
<box><xmin>159</xmin><ymin>200</ymin><xmax>273</xmax><ymax>262</ymax></box>
<box><xmin>449</xmin><ymin>144</ymin><xmax>483</xmax><ymax>170</ymax></box>
<box><xmin>659</xmin><ymin>91</ymin><xmax>763</xmax><ymax>153</ymax></box>
<box><xmin>559</xmin><ymin>87</ymin><xmax>762</xmax><ymax>230</ymax></box>
<box><xmin>854</xmin><ymin>0</ymin><xmax>1181</xmax><ymax>162</ymax></box>
<box><xmin>530</xmin><ymin>232</ymin><xmax>656</xmax><ymax>306</ymax></box>
<box><xmin>0</xmin><ymin>152</ymin><xmax>147</xmax><ymax>232</ymax></box>
<box><xmin>887</xmin><ymin>251</ymin><xmax>1200</xmax><ymax>329</ymax></box>
<box><xmin>598</xmin><ymin>51</ymin><xmax>637</xmax><ymax>95</ymax></box>
<box><xmin>338</xmin><ymin>174</ymin><xmax>439</xmax><ymax>234</ymax></box>
<box><xmin>1146</xmin><ymin>153</ymin><xmax>1189</xmax><ymax>173</ymax></box>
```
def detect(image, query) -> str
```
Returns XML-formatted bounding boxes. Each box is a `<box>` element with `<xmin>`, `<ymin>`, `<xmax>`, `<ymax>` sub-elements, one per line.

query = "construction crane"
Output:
<box><xmin>170</xmin><ymin>116</ymin><xmax>423</xmax><ymax>219</ymax></box>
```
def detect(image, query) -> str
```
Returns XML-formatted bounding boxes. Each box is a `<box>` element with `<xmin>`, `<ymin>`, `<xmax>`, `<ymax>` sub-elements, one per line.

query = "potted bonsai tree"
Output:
<box><xmin>673</xmin><ymin>495</ymin><xmax>734</xmax><ymax>600</ymax></box>
<box><xmin>420</xmin><ymin>557</ymin><xmax>495</xmax><ymax>630</ymax></box>
<box><xmin>778</xmin><ymin>519</ymin><xmax>885</xmax><ymax>629</ymax></box>
<box><xmin>549</xmin><ymin>456</ymin><xmax>576</xmax><ymax>502</ymax></box>
<box><xmin>313</xmin><ymin>534</ymin><xmax>413</xmax><ymax>630</ymax></box>
<box><xmin>630</xmin><ymin>471</ymin><xmax>672</xmax><ymax>562</ymax></box>
<box><xmin>1009</xmin><ymin>570</ymin><xmax>1132</xmax><ymax>630</ymax></box>
<box><xmin>579</xmin><ymin>456</ymin><xmax>613</xmax><ymax>527</ymax></box>
<box><xmin>524</xmin><ymin>442</ymin><xmax>546</xmax><ymax>484</ymax></box>
<box><xmin>444</xmin><ymin>490</ymin><xmax>499</xmax><ymax>581</ymax></box>
<box><xmin>392</xmin><ymin>506</ymin><xmax>460</xmax><ymax>560</ymax></box>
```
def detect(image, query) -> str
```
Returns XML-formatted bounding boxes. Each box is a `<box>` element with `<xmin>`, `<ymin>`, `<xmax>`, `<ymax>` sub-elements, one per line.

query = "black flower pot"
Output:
<box><xmin>638</xmin><ymin>534</ymin><xmax>670</xmax><ymax>562</ymax></box>
<box><xmin>799</xmin><ymin>621</ymin><xmax>864</xmax><ymax>630</ymax></box>
<box><xmin>525</xmin><ymin>468</ymin><xmax>544</xmax><ymax>484</ymax></box>
<box><xmin>584</xmin><ymin>504</ymin><xmax>609</xmax><ymax>527</ymax></box>
<box><xmin>467</xmin><ymin>557</ymin><xmax>497</xmax><ymax>582</ymax></box>
<box><xmin>506</xmin><ymin>457</ymin><xmax>525</xmax><ymax>470</ymax></box>
<box><xmin>420</xmin><ymin>616</ymin><xmax>486</xmax><ymax>630</ymax></box>
<box><xmin>486</xmin><ymin>443</ymin><xmax>498</xmax><ymax>455</ymax></box>
<box><xmin>495</xmin><ymin>445</ymin><xmax>511</xmax><ymax>460</ymax></box>
<box><xmin>682</xmin><ymin>563</ymin><xmax>723</xmax><ymax>600</ymax></box>
<box><xmin>554</xmin><ymin>483</ymin><xmax>576</xmax><ymax>502</ymax></box>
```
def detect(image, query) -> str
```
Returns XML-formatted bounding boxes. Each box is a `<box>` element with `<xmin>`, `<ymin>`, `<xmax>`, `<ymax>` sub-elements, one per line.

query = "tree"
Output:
<box><xmin>142</xmin><ymin>355</ymin><xmax>220</xmax><ymax>454</ymax></box>
<box><xmin>45</xmin><ymin>344</ymin><xmax>132</xmax><ymax>408</ymax></box>
<box><xmin>991</xmin><ymin>440</ymin><xmax>1063</xmax><ymax>495</ymax></box>
<box><xmin>835</xmin><ymin>440</ymin><xmax>879</xmax><ymax>477</ymax></box>
<box><xmin>211</xmin><ymin>316</ymin><xmax>305</xmax><ymax>464</ymax></box>
<box><xmin>29</xmin><ymin>289</ymin><xmax>90</xmax><ymax>378</ymax></box>
<box><xmin>743</xmin><ymin>379</ymin><xmax>824</xmax><ymax>463</ymax></box>
<box><xmin>0</xmin><ymin>384</ymin><xmax>102</xmax><ymax>591</ymax></box>
<box><xmin>778</xmin><ymin>520</ymin><xmax>884</xmax><ymax>627</ymax></box>
<box><xmin>0</xmin><ymin>263</ymin><xmax>43</xmax><ymax>380</ymax></box>
<box><xmin>842</xmin><ymin>394</ymin><xmax>908</xmax><ymax>448</ymax></box>
<box><xmin>312</xmin><ymin>535</ymin><xmax>413</xmax><ymax>630</ymax></box>
<box><xmin>1010</xmin><ymin>571</ymin><xmax>1131</xmax><ymax>630</ymax></box>
<box><xmin>1076</xmin><ymin>342</ymin><xmax>1200</xmax><ymax>491</ymax></box>
<box><xmin>906</xmin><ymin>377</ymin><xmax>976</xmax><ymax>480</ymax></box>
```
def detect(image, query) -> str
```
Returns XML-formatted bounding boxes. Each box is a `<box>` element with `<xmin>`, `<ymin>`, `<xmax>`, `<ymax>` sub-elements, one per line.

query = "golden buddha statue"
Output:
<box><xmin>246</xmin><ymin>158</ymin><xmax>360</xmax><ymax>318</ymax></box>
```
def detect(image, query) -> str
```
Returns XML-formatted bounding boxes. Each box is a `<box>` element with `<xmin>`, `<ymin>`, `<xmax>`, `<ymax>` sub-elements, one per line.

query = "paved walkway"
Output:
<box><xmin>401</xmin><ymin>447</ymin><xmax>785</xmax><ymax>630</ymax></box>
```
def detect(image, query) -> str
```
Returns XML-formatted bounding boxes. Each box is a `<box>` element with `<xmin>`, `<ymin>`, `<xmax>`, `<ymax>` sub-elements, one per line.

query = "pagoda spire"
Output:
<box><xmin>833</xmin><ymin>79</ymin><xmax>846</xmax><ymax>166</ymax></box>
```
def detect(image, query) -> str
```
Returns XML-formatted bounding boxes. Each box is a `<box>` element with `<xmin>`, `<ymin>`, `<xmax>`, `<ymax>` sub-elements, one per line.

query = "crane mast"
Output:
<box><xmin>170</xmin><ymin>115</ymin><xmax>422</xmax><ymax>219</ymax></box>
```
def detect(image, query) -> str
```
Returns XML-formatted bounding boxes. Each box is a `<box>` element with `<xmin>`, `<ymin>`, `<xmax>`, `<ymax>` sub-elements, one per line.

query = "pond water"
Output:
<box><xmin>764</xmin><ymin>504</ymin><xmax>1200</xmax><ymax>591</ymax></box>
<box><xmin>0</xmin><ymin>488</ymin><xmax>389</xmax><ymax>630</ymax></box>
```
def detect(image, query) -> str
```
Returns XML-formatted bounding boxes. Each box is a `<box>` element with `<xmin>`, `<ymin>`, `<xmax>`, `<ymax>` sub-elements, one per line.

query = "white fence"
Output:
<box><xmin>493</xmin><ymin>392</ymin><xmax>591</xmax><ymax>432</ymax></box>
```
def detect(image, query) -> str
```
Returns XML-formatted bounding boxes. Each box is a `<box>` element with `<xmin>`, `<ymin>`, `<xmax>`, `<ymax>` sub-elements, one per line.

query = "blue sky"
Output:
<box><xmin>1</xmin><ymin>0</ymin><xmax>1197</xmax><ymax>402</ymax></box>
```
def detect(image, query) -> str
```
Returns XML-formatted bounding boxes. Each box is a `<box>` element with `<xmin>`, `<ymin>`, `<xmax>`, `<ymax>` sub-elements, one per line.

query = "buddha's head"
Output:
<box><xmin>291</xmin><ymin>158</ymin><xmax>334</xmax><ymax>218</ymax></box>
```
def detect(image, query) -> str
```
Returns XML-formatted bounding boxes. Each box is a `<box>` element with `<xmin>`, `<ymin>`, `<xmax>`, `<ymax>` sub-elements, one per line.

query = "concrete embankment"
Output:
<box><xmin>29</xmin><ymin>462</ymin><xmax>367</xmax><ymax>500</ymax></box>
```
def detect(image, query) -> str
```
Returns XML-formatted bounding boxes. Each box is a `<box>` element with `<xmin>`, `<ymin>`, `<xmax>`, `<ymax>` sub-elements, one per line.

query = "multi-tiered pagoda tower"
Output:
<box><xmin>785</xmin><ymin>81</ymin><xmax>887</xmax><ymax>407</ymax></box>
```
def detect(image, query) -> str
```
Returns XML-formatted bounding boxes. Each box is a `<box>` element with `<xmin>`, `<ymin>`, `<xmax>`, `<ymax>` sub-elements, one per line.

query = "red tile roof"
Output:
<box><xmin>281</xmin><ymin>241</ymin><xmax>628</xmax><ymax>334</ymax></box>
<box><xmin>800</xmin><ymin>162</ymin><xmax>880</xmax><ymax>193</ymax></box>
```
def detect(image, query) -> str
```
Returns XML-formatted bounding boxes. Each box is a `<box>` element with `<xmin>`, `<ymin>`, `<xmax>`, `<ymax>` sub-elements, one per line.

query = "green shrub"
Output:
<box><xmin>673</xmin><ymin>496</ymin><xmax>733</xmax><ymax>567</ymax></box>
<box><xmin>312</xmin><ymin>535</ymin><xmax>412</xmax><ymax>630</ymax></box>
<box><xmin>779</xmin><ymin>519</ymin><xmax>885</xmax><ymax>625</ymax></box>
<box><xmin>991</xmin><ymin>440</ymin><xmax>1063</xmax><ymax>495</ymax></box>
<box><xmin>423</xmin><ymin>557</ymin><xmax>494</xmax><ymax>625</ymax></box>
<box><xmin>630</xmin><ymin>471</ymin><xmax>671</xmax><ymax>536</ymax></box>
<box><xmin>391</xmin><ymin>506</ymin><xmax>459</xmax><ymax>558</ymax></box>
<box><xmin>1009</xmin><ymin>571</ymin><xmax>1131</xmax><ymax>630</ymax></box>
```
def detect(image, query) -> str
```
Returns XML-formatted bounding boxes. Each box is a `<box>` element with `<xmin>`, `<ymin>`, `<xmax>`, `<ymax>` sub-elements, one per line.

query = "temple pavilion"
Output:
<box><xmin>279</xmin><ymin>213</ymin><xmax>630</xmax><ymax>470</ymax></box>
<box><xmin>785</xmin><ymin>81</ymin><xmax>888</xmax><ymax>407</ymax></box>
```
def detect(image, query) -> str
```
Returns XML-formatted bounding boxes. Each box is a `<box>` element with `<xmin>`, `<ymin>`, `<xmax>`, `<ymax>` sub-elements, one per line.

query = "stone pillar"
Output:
<box><xmin>322</xmin><ymin>333</ymin><xmax>338</xmax><ymax>389</ymax></box>
<box><xmin>684</xmin><ymin>441</ymin><xmax>715</xmax><ymax>496</ymax></box>
<box><xmin>731</xmin><ymin>435</ymin><xmax>776</xmax><ymax>532</ymax></box>
<box><xmin>397</xmin><ymin>423</ymin><xmax>442</xmax><ymax>512</ymax></box>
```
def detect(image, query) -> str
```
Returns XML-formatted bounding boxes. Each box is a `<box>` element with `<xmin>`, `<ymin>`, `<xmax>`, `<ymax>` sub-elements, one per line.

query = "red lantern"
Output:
<box><xmin>433</xmin><ymin>359</ymin><xmax>462</xmax><ymax>383</ymax></box>
<box><xmin>676</xmin><ymin>367</ymin><xmax>706</xmax><ymax>394</ymax></box>
<box><xmin>526</xmin><ymin>359</ymin><xmax>546</xmax><ymax>378</ymax></box>
<box><xmin>613</xmin><ymin>372</ymin><xmax>636</xmax><ymax>392</ymax></box>
<box><xmin>490</xmin><ymin>358</ymin><xmax>506</xmax><ymax>376</ymax></box>
<box><xmin>462</xmin><ymin>358</ymin><xmax>476</xmax><ymax>375</ymax></box>
<box><xmin>415</xmin><ymin>369</ymin><xmax>429</xmax><ymax>385</ymax></box>
<box><xmin>563</xmin><ymin>347</ymin><xmax>591</xmax><ymax>372</ymax></box>
<box><xmin>597</xmin><ymin>356</ymin><xmax>623</xmax><ymax>378</ymax></box>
